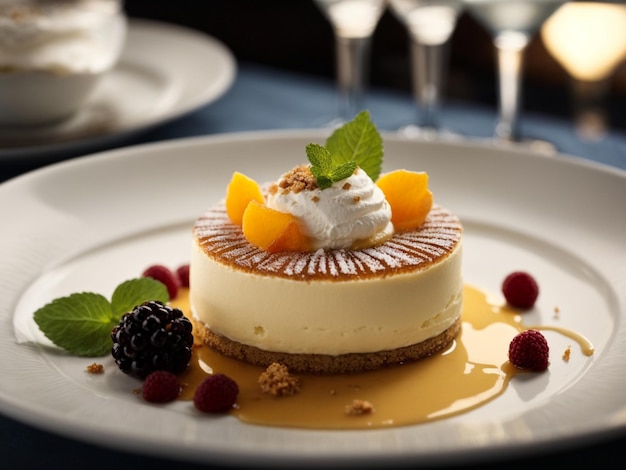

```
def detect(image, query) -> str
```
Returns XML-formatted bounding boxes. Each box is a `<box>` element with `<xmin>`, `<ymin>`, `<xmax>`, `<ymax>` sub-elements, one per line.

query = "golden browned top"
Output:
<box><xmin>192</xmin><ymin>202</ymin><xmax>462</xmax><ymax>281</ymax></box>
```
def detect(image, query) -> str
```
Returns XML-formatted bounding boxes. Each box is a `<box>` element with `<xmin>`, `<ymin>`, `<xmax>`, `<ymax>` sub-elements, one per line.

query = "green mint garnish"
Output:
<box><xmin>306</xmin><ymin>110</ymin><xmax>383</xmax><ymax>189</ymax></box>
<box><xmin>307</xmin><ymin>143</ymin><xmax>358</xmax><ymax>189</ymax></box>
<box><xmin>33</xmin><ymin>277</ymin><xmax>169</xmax><ymax>357</ymax></box>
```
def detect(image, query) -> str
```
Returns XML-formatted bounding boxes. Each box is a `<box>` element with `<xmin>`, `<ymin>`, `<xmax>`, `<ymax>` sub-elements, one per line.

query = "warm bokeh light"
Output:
<box><xmin>317</xmin><ymin>0</ymin><xmax>386</xmax><ymax>38</ymax></box>
<box><xmin>541</xmin><ymin>2</ymin><xmax>626</xmax><ymax>81</ymax></box>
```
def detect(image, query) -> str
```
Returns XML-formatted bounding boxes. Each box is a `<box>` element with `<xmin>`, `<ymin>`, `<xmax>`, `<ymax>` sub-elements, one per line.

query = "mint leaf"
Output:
<box><xmin>307</xmin><ymin>143</ymin><xmax>335</xmax><ymax>189</ymax></box>
<box><xmin>111</xmin><ymin>277</ymin><xmax>169</xmax><ymax>317</ymax></box>
<box><xmin>306</xmin><ymin>111</ymin><xmax>383</xmax><ymax>189</ymax></box>
<box><xmin>325</xmin><ymin>110</ymin><xmax>383</xmax><ymax>181</ymax></box>
<box><xmin>34</xmin><ymin>292</ymin><xmax>116</xmax><ymax>357</ymax></box>
<box><xmin>33</xmin><ymin>277</ymin><xmax>170</xmax><ymax>357</ymax></box>
<box><xmin>314</xmin><ymin>174</ymin><xmax>334</xmax><ymax>190</ymax></box>
<box><xmin>306</xmin><ymin>143</ymin><xmax>333</xmax><ymax>173</ymax></box>
<box><xmin>330</xmin><ymin>160</ymin><xmax>357</xmax><ymax>183</ymax></box>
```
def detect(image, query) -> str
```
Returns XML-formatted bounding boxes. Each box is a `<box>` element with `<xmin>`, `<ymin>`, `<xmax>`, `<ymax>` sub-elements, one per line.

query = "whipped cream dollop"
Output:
<box><xmin>266</xmin><ymin>165</ymin><xmax>393</xmax><ymax>250</ymax></box>
<box><xmin>0</xmin><ymin>0</ymin><xmax>125</xmax><ymax>73</ymax></box>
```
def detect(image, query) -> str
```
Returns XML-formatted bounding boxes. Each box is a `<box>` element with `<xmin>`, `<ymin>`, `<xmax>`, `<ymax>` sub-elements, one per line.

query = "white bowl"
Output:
<box><xmin>0</xmin><ymin>70</ymin><xmax>107</xmax><ymax>126</ymax></box>
<box><xmin>0</xmin><ymin>1</ymin><xmax>127</xmax><ymax>127</ymax></box>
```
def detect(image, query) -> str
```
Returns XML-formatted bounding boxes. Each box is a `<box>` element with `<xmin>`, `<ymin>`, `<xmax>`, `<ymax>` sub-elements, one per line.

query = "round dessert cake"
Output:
<box><xmin>189</xmin><ymin>202</ymin><xmax>463</xmax><ymax>374</ymax></box>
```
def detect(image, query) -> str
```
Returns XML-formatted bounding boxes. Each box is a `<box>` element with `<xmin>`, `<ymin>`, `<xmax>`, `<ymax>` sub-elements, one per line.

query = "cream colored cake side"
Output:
<box><xmin>189</xmin><ymin>239</ymin><xmax>463</xmax><ymax>356</ymax></box>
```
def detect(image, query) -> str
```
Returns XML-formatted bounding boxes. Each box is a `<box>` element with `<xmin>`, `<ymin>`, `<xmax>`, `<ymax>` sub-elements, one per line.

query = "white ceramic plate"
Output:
<box><xmin>1</xmin><ymin>132</ymin><xmax>625</xmax><ymax>467</ymax></box>
<box><xmin>0</xmin><ymin>19</ymin><xmax>236</xmax><ymax>160</ymax></box>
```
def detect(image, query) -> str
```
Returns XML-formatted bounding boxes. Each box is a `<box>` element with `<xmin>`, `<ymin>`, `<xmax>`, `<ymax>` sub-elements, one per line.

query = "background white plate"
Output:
<box><xmin>0</xmin><ymin>19</ymin><xmax>236</xmax><ymax>160</ymax></box>
<box><xmin>1</xmin><ymin>131</ymin><xmax>625</xmax><ymax>467</ymax></box>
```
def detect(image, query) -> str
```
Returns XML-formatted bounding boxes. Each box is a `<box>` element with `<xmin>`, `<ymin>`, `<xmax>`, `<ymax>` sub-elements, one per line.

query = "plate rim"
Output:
<box><xmin>1</xmin><ymin>131</ymin><xmax>626</xmax><ymax>467</ymax></box>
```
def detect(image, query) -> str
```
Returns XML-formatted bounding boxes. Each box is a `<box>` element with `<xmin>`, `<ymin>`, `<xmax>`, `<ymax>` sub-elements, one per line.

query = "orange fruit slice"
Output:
<box><xmin>376</xmin><ymin>169</ymin><xmax>433</xmax><ymax>231</ymax></box>
<box><xmin>242</xmin><ymin>200</ymin><xmax>309</xmax><ymax>253</ymax></box>
<box><xmin>225</xmin><ymin>172</ymin><xmax>265</xmax><ymax>226</ymax></box>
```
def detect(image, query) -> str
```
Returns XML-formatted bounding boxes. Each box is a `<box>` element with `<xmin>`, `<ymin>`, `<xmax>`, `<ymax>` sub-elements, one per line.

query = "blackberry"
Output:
<box><xmin>111</xmin><ymin>300</ymin><xmax>194</xmax><ymax>379</ymax></box>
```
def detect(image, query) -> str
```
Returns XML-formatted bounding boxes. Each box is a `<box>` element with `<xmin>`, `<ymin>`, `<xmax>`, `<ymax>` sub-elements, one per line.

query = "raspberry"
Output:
<box><xmin>142</xmin><ymin>264</ymin><xmax>180</xmax><ymax>300</ymax></box>
<box><xmin>193</xmin><ymin>373</ymin><xmax>239</xmax><ymax>413</ymax></box>
<box><xmin>502</xmin><ymin>271</ymin><xmax>539</xmax><ymax>309</ymax></box>
<box><xmin>142</xmin><ymin>371</ymin><xmax>181</xmax><ymax>403</ymax></box>
<box><xmin>508</xmin><ymin>330</ymin><xmax>549</xmax><ymax>371</ymax></box>
<box><xmin>176</xmin><ymin>264</ymin><xmax>190</xmax><ymax>288</ymax></box>
<box><xmin>111</xmin><ymin>300</ymin><xmax>194</xmax><ymax>379</ymax></box>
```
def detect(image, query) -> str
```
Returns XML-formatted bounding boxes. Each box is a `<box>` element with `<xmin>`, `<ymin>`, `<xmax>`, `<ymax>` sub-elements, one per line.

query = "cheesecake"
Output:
<box><xmin>189</xmin><ymin>111</ymin><xmax>463</xmax><ymax>374</ymax></box>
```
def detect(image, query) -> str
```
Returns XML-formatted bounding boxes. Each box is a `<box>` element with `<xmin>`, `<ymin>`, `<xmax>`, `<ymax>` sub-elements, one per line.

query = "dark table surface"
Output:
<box><xmin>1</xmin><ymin>24</ymin><xmax>625</xmax><ymax>469</ymax></box>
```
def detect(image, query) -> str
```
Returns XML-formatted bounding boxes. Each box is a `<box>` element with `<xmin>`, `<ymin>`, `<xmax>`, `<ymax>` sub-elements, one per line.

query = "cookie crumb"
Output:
<box><xmin>562</xmin><ymin>346</ymin><xmax>571</xmax><ymax>362</ymax></box>
<box><xmin>275</xmin><ymin>165</ymin><xmax>318</xmax><ymax>193</ymax></box>
<box><xmin>258</xmin><ymin>362</ymin><xmax>301</xmax><ymax>396</ymax></box>
<box><xmin>86</xmin><ymin>363</ymin><xmax>104</xmax><ymax>374</ymax></box>
<box><xmin>554</xmin><ymin>306</ymin><xmax>560</xmax><ymax>319</ymax></box>
<box><xmin>345</xmin><ymin>399</ymin><xmax>374</xmax><ymax>415</ymax></box>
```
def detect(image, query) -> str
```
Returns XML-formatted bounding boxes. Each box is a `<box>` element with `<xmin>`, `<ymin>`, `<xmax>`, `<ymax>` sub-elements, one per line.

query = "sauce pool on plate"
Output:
<box><xmin>171</xmin><ymin>285</ymin><xmax>593</xmax><ymax>430</ymax></box>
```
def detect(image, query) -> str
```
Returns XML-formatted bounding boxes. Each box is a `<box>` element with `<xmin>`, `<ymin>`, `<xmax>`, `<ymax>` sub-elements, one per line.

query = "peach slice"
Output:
<box><xmin>376</xmin><ymin>169</ymin><xmax>433</xmax><ymax>231</ymax></box>
<box><xmin>242</xmin><ymin>200</ymin><xmax>309</xmax><ymax>253</ymax></box>
<box><xmin>225</xmin><ymin>172</ymin><xmax>265</xmax><ymax>226</ymax></box>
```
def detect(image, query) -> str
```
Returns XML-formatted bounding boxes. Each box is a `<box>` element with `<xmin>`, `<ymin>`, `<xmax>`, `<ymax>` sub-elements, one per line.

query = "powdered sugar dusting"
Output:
<box><xmin>284</xmin><ymin>256</ymin><xmax>309</xmax><ymax>276</ymax></box>
<box><xmin>193</xmin><ymin>203</ymin><xmax>462</xmax><ymax>281</ymax></box>
<box><xmin>351</xmin><ymin>251</ymin><xmax>387</xmax><ymax>273</ymax></box>
<box><xmin>318</xmin><ymin>252</ymin><xmax>328</xmax><ymax>275</ymax></box>
<box><xmin>334</xmin><ymin>251</ymin><xmax>358</xmax><ymax>275</ymax></box>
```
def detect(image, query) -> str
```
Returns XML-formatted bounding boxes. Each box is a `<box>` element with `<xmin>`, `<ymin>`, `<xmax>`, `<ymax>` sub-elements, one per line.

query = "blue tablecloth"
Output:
<box><xmin>1</xmin><ymin>62</ymin><xmax>625</xmax><ymax>469</ymax></box>
<box><xmin>2</xmin><ymin>62</ymin><xmax>625</xmax><ymax>176</ymax></box>
<box><xmin>136</xmin><ymin>62</ymin><xmax>626</xmax><ymax>170</ymax></box>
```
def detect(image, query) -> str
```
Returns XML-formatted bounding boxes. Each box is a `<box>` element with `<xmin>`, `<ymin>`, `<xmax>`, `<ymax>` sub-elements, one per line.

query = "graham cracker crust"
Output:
<box><xmin>192</xmin><ymin>316</ymin><xmax>462</xmax><ymax>374</ymax></box>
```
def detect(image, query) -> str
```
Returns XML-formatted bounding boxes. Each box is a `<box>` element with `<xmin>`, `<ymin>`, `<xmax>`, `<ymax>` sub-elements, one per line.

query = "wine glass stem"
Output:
<box><xmin>494</xmin><ymin>34</ymin><xmax>529</xmax><ymax>142</ymax></box>
<box><xmin>410</xmin><ymin>39</ymin><xmax>446</xmax><ymax>130</ymax></box>
<box><xmin>336</xmin><ymin>35</ymin><xmax>370</xmax><ymax>122</ymax></box>
<box><xmin>571</xmin><ymin>77</ymin><xmax>609</xmax><ymax>141</ymax></box>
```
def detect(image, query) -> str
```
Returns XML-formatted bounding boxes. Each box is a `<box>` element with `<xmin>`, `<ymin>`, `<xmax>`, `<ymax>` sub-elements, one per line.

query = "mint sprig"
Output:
<box><xmin>34</xmin><ymin>277</ymin><xmax>169</xmax><ymax>357</ymax></box>
<box><xmin>307</xmin><ymin>143</ymin><xmax>358</xmax><ymax>189</ymax></box>
<box><xmin>306</xmin><ymin>110</ymin><xmax>383</xmax><ymax>189</ymax></box>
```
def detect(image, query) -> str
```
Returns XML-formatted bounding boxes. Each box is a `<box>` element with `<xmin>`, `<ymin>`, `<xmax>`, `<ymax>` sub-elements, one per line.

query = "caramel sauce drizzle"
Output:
<box><xmin>170</xmin><ymin>285</ymin><xmax>594</xmax><ymax>430</ymax></box>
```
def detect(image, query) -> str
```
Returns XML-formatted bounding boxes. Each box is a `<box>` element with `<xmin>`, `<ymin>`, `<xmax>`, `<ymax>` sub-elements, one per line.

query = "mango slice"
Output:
<box><xmin>242</xmin><ymin>200</ymin><xmax>309</xmax><ymax>253</ymax></box>
<box><xmin>376</xmin><ymin>169</ymin><xmax>433</xmax><ymax>231</ymax></box>
<box><xmin>225</xmin><ymin>172</ymin><xmax>265</xmax><ymax>226</ymax></box>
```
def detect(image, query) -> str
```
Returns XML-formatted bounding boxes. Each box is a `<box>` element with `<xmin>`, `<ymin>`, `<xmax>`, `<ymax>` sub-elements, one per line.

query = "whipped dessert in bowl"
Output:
<box><xmin>0</xmin><ymin>0</ymin><xmax>127</xmax><ymax>126</ymax></box>
<box><xmin>189</xmin><ymin>111</ymin><xmax>464</xmax><ymax>374</ymax></box>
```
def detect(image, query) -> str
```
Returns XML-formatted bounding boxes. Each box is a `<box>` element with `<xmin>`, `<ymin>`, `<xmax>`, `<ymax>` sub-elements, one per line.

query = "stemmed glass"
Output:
<box><xmin>541</xmin><ymin>2</ymin><xmax>626</xmax><ymax>141</ymax></box>
<box><xmin>464</xmin><ymin>0</ymin><xmax>569</xmax><ymax>149</ymax></box>
<box><xmin>314</xmin><ymin>0</ymin><xmax>387</xmax><ymax>127</ymax></box>
<box><xmin>389</xmin><ymin>0</ymin><xmax>463</xmax><ymax>139</ymax></box>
